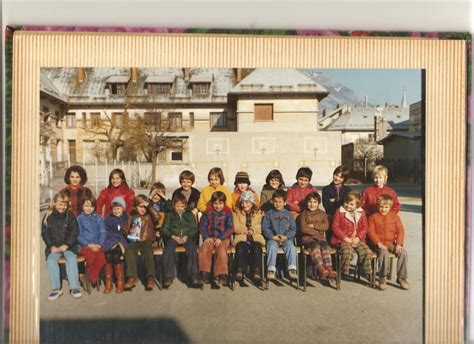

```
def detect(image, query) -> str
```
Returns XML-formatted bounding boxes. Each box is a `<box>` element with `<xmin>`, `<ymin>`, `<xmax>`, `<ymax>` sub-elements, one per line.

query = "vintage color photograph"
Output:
<box><xmin>39</xmin><ymin>67</ymin><xmax>423</xmax><ymax>343</ymax></box>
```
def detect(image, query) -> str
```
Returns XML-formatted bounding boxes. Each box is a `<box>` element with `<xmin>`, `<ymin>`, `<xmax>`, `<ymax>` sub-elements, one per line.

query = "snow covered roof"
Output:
<box><xmin>378</xmin><ymin>131</ymin><xmax>422</xmax><ymax>143</ymax></box>
<box><xmin>324</xmin><ymin>107</ymin><xmax>410</xmax><ymax>132</ymax></box>
<box><xmin>229</xmin><ymin>69</ymin><xmax>329</xmax><ymax>96</ymax></box>
<box><xmin>40</xmin><ymin>72</ymin><xmax>68</xmax><ymax>103</ymax></box>
<box><xmin>40</xmin><ymin>68</ymin><xmax>236</xmax><ymax>105</ymax></box>
<box><xmin>190</xmin><ymin>73</ymin><xmax>213</xmax><ymax>83</ymax></box>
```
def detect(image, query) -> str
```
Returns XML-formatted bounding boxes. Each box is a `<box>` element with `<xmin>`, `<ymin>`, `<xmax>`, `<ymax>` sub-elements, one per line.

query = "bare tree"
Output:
<box><xmin>124</xmin><ymin>111</ymin><xmax>185</xmax><ymax>185</ymax></box>
<box><xmin>354</xmin><ymin>138</ymin><xmax>383</xmax><ymax>181</ymax></box>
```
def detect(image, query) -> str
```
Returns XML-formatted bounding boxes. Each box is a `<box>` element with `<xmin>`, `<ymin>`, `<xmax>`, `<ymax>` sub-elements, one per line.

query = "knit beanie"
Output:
<box><xmin>111</xmin><ymin>196</ymin><xmax>126</xmax><ymax>211</ymax></box>
<box><xmin>234</xmin><ymin>171</ymin><xmax>251</xmax><ymax>185</ymax></box>
<box><xmin>239</xmin><ymin>191</ymin><xmax>256</xmax><ymax>205</ymax></box>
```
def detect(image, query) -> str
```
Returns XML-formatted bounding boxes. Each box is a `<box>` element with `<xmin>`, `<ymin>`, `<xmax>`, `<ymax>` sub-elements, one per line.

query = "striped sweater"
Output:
<box><xmin>199</xmin><ymin>205</ymin><xmax>234</xmax><ymax>240</ymax></box>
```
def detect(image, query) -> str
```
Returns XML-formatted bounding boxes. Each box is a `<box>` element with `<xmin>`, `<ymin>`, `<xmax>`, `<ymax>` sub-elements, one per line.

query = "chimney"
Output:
<box><xmin>183</xmin><ymin>68</ymin><xmax>191</xmax><ymax>81</ymax></box>
<box><xmin>322</xmin><ymin>109</ymin><xmax>326</xmax><ymax>117</ymax></box>
<box><xmin>131</xmin><ymin>68</ymin><xmax>138</xmax><ymax>83</ymax></box>
<box><xmin>365</xmin><ymin>96</ymin><xmax>368</xmax><ymax>108</ymax></box>
<box><xmin>77</xmin><ymin>68</ymin><xmax>85</xmax><ymax>83</ymax></box>
<box><xmin>235</xmin><ymin>68</ymin><xmax>245</xmax><ymax>83</ymax></box>
<box><xmin>401</xmin><ymin>89</ymin><xmax>408</xmax><ymax>108</ymax></box>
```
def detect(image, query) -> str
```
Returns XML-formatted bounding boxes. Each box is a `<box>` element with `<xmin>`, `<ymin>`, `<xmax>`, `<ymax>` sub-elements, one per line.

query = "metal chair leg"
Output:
<box><xmin>303</xmin><ymin>252</ymin><xmax>307</xmax><ymax>292</ymax></box>
<box><xmin>336</xmin><ymin>252</ymin><xmax>341</xmax><ymax>290</ymax></box>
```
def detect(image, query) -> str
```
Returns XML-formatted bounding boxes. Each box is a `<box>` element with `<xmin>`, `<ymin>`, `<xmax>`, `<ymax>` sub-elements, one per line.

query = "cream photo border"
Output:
<box><xmin>11</xmin><ymin>31</ymin><xmax>467</xmax><ymax>343</ymax></box>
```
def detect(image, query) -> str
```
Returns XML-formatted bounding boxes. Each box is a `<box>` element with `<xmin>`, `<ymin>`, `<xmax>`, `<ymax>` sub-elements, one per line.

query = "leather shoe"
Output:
<box><xmin>124</xmin><ymin>277</ymin><xmax>138</xmax><ymax>290</ymax></box>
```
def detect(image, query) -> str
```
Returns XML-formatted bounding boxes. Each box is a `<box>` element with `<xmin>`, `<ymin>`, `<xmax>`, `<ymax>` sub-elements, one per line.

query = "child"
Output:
<box><xmin>60</xmin><ymin>165</ymin><xmax>94</xmax><ymax>217</ymax></box>
<box><xmin>149</xmin><ymin>182</ymin><xmax>173</xmax><ymax>213</ymax></box>
<box><xmin>232</xmin><ymin>191</ymin><xmax>265</xmax><ymax>282</ymax></box>
<box><xmin>171</xmin><ymin>170</ymin><xmax>201</xmax><ymax>215</ymax></box>
<box><xmin>322</xmin><ymin>165</ymin><xmax>352</xmax><ymax>218</ymax></box>
<box><xmin>41</xmin><ymin>192</ymin><xmax>82</xmax><ymax>300</ymax></box>
<box><xmin>287</xmin><ymin>167</ymin><xmax>318</xmax><ymax>213</ymax></box>
<box><xmin>361</xmin><ymin>165</ymin><xmax>400</xmax><ymax>217</ymax></box>
<box><xmin>368</xmin><ymin>194</ymin><xmax>409</xmax><ymax>290</ymax></box>
<box><xmin>122</xmin><ymin>195</ymin><xmax>161</xmax><ymax>291</ymax></box>
<box><xmin>161</xmin><ymin>194</ymin><xmax>201</xmax><ymax>288</ymax></box>
<box><xmin>198</xmin><ymin>191</ymin><xmax>234</xmax><ymax>286</ymax></box>
<box><xmin>102</xmin><ymin>197</ymin><xmax>129</xmax><ymax>293</ymax></box>
<box><xmin>96</xmin><ymin>169</ymin><xmax>135</xmax><ymax>218</ymax></box>
<box><xmin>231</xmin><ymin>171</ymin><xmax>260</xmax><ymax>210</ymax></box>
<box><xmin>260</xmin><ymin>169</ymin><xmax>285</xmax><ymax>212</ymax></box>
<box><xmin>331</xmin><ymin>192</ymin><xmax>373</xmax><ymax>281</ymax></box>
<box><xmin>262</xmin><ymin>189</ymin><xmax>298</xmax><ymax>281</ymax></box>
<box><xmin>298</xmin><ymin>192</ymin><xmax>337</xmax><ymax>287</ymax></box>
<box><xmin>76</xmin><ymin>194</ymin><xmax>107</xmax><ymax>286</ymax></box>
<box><xmin>197</xmin><ymin>167</ymin><xmax>233</xmax><ymax>212</ymax></box>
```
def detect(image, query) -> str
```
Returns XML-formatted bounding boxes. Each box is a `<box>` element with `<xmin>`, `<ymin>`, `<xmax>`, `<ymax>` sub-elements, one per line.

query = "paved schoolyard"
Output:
<box><xmin>40</xmin><ymin>186</ymin><xmax>423</xmax><ymax>344</ymax></box>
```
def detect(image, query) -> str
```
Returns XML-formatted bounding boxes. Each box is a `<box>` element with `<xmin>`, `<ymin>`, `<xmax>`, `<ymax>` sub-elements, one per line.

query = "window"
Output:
<box><xmin>82</xmin><ymin>113</ymin><xmax>87</xmax><ymax>128</ymax></box>
<box><xmin>66</xmin><ymin>113</ymin><xmax>76</xmax><ymax>128</ymax></box>
<box><xmin>99</xmin><ymin>141</ymin><xmax>110</xmax><ymax>163</ymax></box>
<box><xmin>368</xmin><ymin>134</ymin><xmax>375</xmax><ymax>142</ymax></box>
<box><xmin>171</xmin><ymin>151</ymin><xmax>183</xmax><ymax>161</ymax></box>
<box><xmin>193</xmin><ymin>83</ymin><xmax>210</xmax><ymax>96</ymax></box>
<box><xmin>254</xmin><ymin>104</ymin><xmax>273</xmax><ymax>121</ymax></box>
<box><xmin>42</xmin><ymin>106</ymin><xmax>50</xmax><ymax>113</ymax></box>
<box><xmin>110</xmin><ymin>83</ymin><xmax>126</xmax><ymax>95</ymax></box>
<box><xmin>168</xmin><ymin>113</ymin><xmax>182</xmax><ymax>130</ymax></box>
<box><xmin>189</xmin><ymin>112</ymin><xmax>195</xmax><ymax>128</ymax></box>
<box><xmin>91</xmin><ymin>113</ymin><xmax>101</xmax><ymax>127</ymax></box>
<box><xmin>145</xmin><ymin>112</ymin><xmax>162</xmax><ymax>127</ymax></box>
<box><xmin>68</xmin><ymin>140</ymin><xmax>77</xmax><ymax>163</ymax></box>
<box><xmin>210</xmin><ymin>112</ymin><xmax>227</xmax><ymax>128</ymax></box>
<box><xmin>113</xmin><ymin>113</ymin><xmax>124</xmax><ymax>127</ymax></box>
<box><xmin>148</xmin><ymin>83</ymin><xmax>171</xmax><ymax>95</ymax></box>
<box><xmin>82</xmin><ymin>140</ymin><xmax>96</xmax><ymax>164</ymax></box>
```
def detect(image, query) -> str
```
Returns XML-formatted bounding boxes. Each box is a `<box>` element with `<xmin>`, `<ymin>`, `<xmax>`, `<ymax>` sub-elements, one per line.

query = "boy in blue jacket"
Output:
<box><xmin>263</xmin><ymin>189</ymin><xmax>298</xmax><ymax>281</ymax></box>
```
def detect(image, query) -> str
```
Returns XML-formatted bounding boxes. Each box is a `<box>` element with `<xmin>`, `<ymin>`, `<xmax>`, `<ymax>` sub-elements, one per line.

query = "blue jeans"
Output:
<box><xmin>47</xmin><ymin>251</ymin><xmax>80</xmax><ymax>290</ymax></box>
<box><xmin>266</xmin><ymin>239</ymin><xmax>297</xmax><ymax>272</ymax></box>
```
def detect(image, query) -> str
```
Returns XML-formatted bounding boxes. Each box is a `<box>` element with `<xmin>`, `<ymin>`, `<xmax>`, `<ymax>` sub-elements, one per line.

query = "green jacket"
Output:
<box><xmin>160</xmin><ymin>210</ymin><xmax>198</xmax><ymax>240</ymax></box>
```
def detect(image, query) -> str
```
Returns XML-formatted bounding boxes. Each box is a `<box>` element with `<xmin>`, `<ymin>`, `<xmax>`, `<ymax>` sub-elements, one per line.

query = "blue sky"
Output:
<box><xmin>312</xmin><ymin>69</ymin><xmax>422</xmax><ymax>107</ymax></box>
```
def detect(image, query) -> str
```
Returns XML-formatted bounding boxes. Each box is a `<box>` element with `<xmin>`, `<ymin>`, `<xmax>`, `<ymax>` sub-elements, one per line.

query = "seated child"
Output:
<box><xmin>232</xmin><ymin>191</ymin><xmax>265</xmax><ymax>282</ymax></box>
<box><xmin>161</xmin><ymin>194</ymin><xmax>201</xmax><ymax>288</ymax></box>
<box><xmin>198</xmin><ymin>191</ymin><xmax>234</xmax><ymax>286</ymax></box>
<box><xmin>197</xmin><ymin>167</ymin><xmax>233</xmax><ymax>212</ymax></box>
<box><xmin>171</xmin><ymin>170</ymin><xmax>201</xmax><ymax>216</ymax></box>
<box><xmin>368</xmin><ymin>194</ymin><xmax>409</xmax><ymax>290</ymax></box>
<box><xmin>231</xmin><ymin>171</ymin><xmax>260</xmax><ymax>210</ymax></box>
<box><xmin>41</xmin><ymin>192</ymin><xmax>82</xmax><ymax>300</ymax></box>
<box><xmin>298</xmin><ymin>192</ymin><xmax>337</xmax><ymax>287</ymax></box>
<box><xmin>322</xmin><ymin>165</ymin><xmax>352</xmax><ymax>218</ymax></box>
<box><xmin>361</xmin><ymin>165</ymin><xmax>400</xmax><ymax>217</ymax></box>
<box><xmin>287</xmin><ymin>167</ymin><xmax>318</xmax><ymax>213</ymax></box>
<box><xmin>149</xmin><ymin>182</ymin><xmax>173</xmax><ymax>213</ymax></box>
<box><xmin>76</xmin><ymin>194</ymin><xmax>107</xmax><ymax>287</ymax></box>
<box><xmin>122</xmin><ymin>195</ymin><xmax>161</xmax><ymax>291</ymax></box>
<box><xmin>331</xmin><ymin>191</ymin><xmax>373</xmax><ymax>282</ymax></box>
<box><xmin>262</xmin><ymin>189</ymin><xmax>298</xmax><ymax>281</ymax></box>
<box><xmin>260</xmin><ymin>169</ymin><xmax>286</xmax><ymax>212</ymax></box>
<box><xmin>102</xmin><ymin>197</ymin><xmax>129</xmax><ymax>293</ymax></box>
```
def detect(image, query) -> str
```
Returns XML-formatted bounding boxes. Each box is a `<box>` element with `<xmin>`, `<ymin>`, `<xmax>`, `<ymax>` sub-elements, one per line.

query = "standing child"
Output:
<box><xmin>60</xmin><ymin>165</ymin><xmax>94</xmax><ymax>217</ymax></box>
<box><xmin>198</xmin><ymin>191</ymin><xmax>234</xmax><ymax>286</ymax></box>
<box><xmin>331</xmin><ymin>192</ymin><xmax>373</xmax><ymax>282</ymax></box>
<box><xmin>260</xmin><ymin>170</ymin><xmax>285</xmax><ymax>212</ymax></box>
<box><xmin>287</xmin><ymin>167</ymin><xmax>318</xmax><ymax>213</ymax></box>
<box><xmin>41</xmin><ymin>192</ymin><xmax>82</xmax><ymax>300</ymax></box>
<box><xmin>298</xmin><ymin>192</ymin><xmax>337</xmax><ymax>287</ymax></box>
<box><xmin>231</xmin><ymin>171</ymin><xmax>260</xmax><ymax>210</ymax></box>
<box><xmin>161</xmin><ymin>194</ymin><xmax>201</xmax><ymax>288</ymax></box>
<box><xmin>263</xmin><ymin>189</ymin><xmax>298</xmax><ymax>281</ymax></box>
<box><xmin>232</xmin><ymin>191</ymin><xmax>265</xmax><ymax>282</ymax></box>
<box><xmin>102</xmin><ymin>197</ymin><xmax>129</xmax><ymax>294</ymax></box>
<box><xmin>96</xmin><ymin>169</ymin><xmax>135</xmax><ymax>218</ymax></box>
<box><xmin>322</xmin><ymin>165</ymin><xmax>352</xmax><ymax>218</ymax></box>
<box><xmin>368</xmin><ymin>194</ymin><xmax>409</xmax><ymax>290</ymax></box>
<box><xmin>171</xmin><ymin>170</ymin><xmax>201</xmax><ymax>215</ymax></box>
<box><xmin>122</xmin><ymin>195</ymin><xmax>161</xmax><ymax>291</ymax></box>
<box><xmin>197</xmin><ymin>167</ymin><xmax>233</xmax><ymax>212</ymax></box>
<box><xmin>76</xmin><ymin>194</ymin><xmax>107</xmax><ymax>287</ymax></box>
<box><xmin>361</xmin><ymin>165</ymin><xmax>400</xmax><ymax>218</ymax></box>
<box><xmin>149</xmin><ymin>182</ymin><xmax>173</xmax><ymax>213</ymax></box>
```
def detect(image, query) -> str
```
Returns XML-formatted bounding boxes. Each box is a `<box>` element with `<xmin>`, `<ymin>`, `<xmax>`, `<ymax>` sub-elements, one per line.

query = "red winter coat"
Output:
<box><xmin>286</xmin><ymin>183</ymin><xmax>318</xmax><ymax>213</ymax></box>
<box><xmin>361</xmin><ymin>185</ymin><xmax>400</xmax><ymax>217</ymax></box>
<box><xmin>96</xmin><ymin>185</ymin><xmax>135</xmax><ymax>218</ymax></box>
<box><xmin>367</xmin><ymin>212</ymin><xmax>405</xmax><ymax>247</ymax></box>
<box><xmin>330</xmin><ymin>206</ymin><xmax>368</xmax><ymax>246</ymax></box>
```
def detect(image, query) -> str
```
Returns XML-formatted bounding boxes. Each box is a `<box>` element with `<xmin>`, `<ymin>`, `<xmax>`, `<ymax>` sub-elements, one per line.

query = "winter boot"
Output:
<box><xmin>114</xmin><ymin>263</ymin><xmax>125</xmax><ymax>293</ymax></box>
<box><xmin>103</xmin><ymin>264</ymin><xmax>113</xmax><ymax>294</ymax></box>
